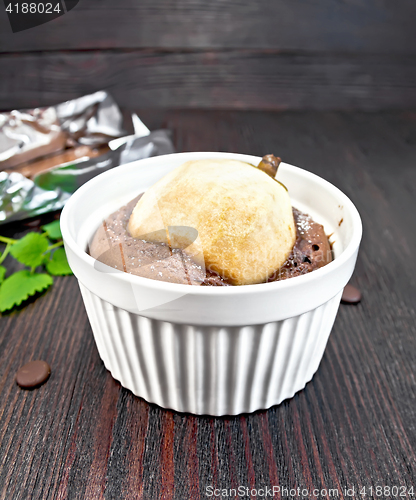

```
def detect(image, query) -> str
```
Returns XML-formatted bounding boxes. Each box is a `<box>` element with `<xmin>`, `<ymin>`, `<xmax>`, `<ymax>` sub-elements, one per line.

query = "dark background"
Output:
<box><xmin>0</xmin><ymin>0</ymin><xmax>416</xmax><ymax>111</ymax></box>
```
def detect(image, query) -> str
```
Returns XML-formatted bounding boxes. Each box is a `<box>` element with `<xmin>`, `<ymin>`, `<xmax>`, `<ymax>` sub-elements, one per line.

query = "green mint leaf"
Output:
<box><xmin>0</xmin><ymin>265</ymin><xmax>6</xmax><ymax>284</ymax></box>
<box><xmin>42</xmin><ymin>220</ymin><xmax>62</xmax><ymax>240</ymax></box>
<box><xmin>10</xmin><ymin>232</ymin><xmax>49</xmax><ymax>267</ymax></box>
<box><xmin>0</xmin><ymin>271</ymin><xmax>53</xmax><ymax>312</ymax></box>
<box><xmin>46</xmin><ymin>248</ymin><xmax>73</xmax><ymax>276</ymax></box>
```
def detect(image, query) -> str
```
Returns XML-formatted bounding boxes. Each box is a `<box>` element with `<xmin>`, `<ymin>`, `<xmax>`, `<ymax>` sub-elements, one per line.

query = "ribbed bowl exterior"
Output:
<box><xmin>79</xmin><ymin>282</ymin><xmax>342</xmax><ymax>415</ymax></box>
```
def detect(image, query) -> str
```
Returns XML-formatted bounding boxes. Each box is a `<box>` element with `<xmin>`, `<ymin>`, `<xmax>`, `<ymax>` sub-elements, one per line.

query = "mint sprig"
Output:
<box><xmin>0</xmin><ymin>265</ymin><xmax>6</xmax><ymax>284</ymax></box>
<box><xmin>42</xmin><ymin>220</ymin><xmax>62</xmax><ymax>240</ymax></box>
<box><xmin>0</xmin><ymin>219</ymin><xmax>73</xmax><ymax>313</ymax></box>
<box><xmin>45</xmin><ymin>248</ymin><xmax>73</xmax><ymax>276</ymax></box>
<box><xmin>10</xmin><ymin>233</ymin><xmax>49</xmax><ymax>268</ymax></box>
<box><xmin>0</xmin><ymin>271</ymin><xmax>53</xmax><ymax>311</ymax></box>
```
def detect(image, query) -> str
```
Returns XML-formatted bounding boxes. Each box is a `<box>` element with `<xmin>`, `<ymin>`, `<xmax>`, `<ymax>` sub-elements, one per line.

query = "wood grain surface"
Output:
<box><xmin>1</xmin><ymin>51</ymin><xmax>416</xmax><ymax>111</ymax></box>
<box><xmin>1</xmin><ymin>0</ymin><xmax>416</xmax><ymax>111</ymax></box>
<box><xmin>1</xmin><ymin>110</ymin><xmax>416</xmax><ymax>499</ymax></box>
<box><xmin>1</xmin><ymin>0</ymin><xmax>416</xmax><ymax>53</ymax></box>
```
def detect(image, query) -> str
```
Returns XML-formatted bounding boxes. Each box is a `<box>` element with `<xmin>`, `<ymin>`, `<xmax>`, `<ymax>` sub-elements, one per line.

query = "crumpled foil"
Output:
<box><xmin>0</xmin><ymin>92</ymin><xmax>175</xmax><ymax>224</ymax></box>
<box><xmin>0</xmin><ymin>91</ymin><xmax>126</xmax><ymax>169</ymax></box>
<box><xmin>0</xmin><ymin>171</ymin><xmax>71</xmax><ymax>223</ymax></box>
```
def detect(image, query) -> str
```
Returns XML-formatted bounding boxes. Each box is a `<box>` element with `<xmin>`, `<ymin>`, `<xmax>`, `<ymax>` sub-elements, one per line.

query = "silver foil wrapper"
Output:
<box><xmin>0</xmin><ymin>92</ymin><xmax>175</xmax><ymax>224</ymax></box>
<box><xmin>0</xmin><ymin>171</ymin><xmax>71</xmax><ymax>223</ymax></box>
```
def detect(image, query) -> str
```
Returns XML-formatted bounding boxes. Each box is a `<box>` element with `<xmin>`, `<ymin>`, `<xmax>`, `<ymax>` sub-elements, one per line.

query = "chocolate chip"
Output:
<box><xmin>341</xmin><ymin>284</ymin><xmax>361</xmax><ymax>304</ymax></box>
<box><xmin>16</xmin><ymin>360</ymin><xmax>51</xmax><ymax>389</ymax></box>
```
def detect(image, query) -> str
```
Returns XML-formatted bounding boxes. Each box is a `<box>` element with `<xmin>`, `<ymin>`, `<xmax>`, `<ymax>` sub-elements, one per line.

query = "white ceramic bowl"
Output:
<box><xmin>61</xmin><ymin>152</ymin><xmax>362</xmax><ymax>415</ymax></box>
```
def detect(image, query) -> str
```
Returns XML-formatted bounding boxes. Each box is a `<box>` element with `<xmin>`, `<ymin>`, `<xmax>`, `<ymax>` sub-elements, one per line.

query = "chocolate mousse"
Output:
<box><xmin>268</xmin><ymin>208</ymin><xmax>332</xmax><ymax>281</ymax></box>
<box><xmin>89</xmin><ymin>155</ymin><xmax>332</xmax><ymax>285</ymax></box>
<box><xmin>89</xmin><ymin>198</ymin><xmax>332</xmax><ymax>286</ymax></box>
<box><xmin>89</xmin><ymin>195</ymin><xmax>229</xmax><ymax>286</ymax></box>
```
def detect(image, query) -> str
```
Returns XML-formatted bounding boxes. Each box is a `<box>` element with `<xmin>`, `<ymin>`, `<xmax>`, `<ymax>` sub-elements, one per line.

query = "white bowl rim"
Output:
<box><xmin>61</xmin><ymin>151</ymin><xmax>362</xmax><ymax>296</ymax></box>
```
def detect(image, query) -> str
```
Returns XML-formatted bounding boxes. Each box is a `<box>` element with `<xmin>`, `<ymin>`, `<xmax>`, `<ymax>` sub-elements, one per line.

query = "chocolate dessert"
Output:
<box><xmin>89</xmin><ymin>200</ymin><xmax>332</xmax><ymax>286</ymax></box>
<box><xmin>90</xmin><ymin>195</ymin><xmax>229</xmax><ymax>286</ymax></box>
<box><xmin>89</xmin><ymin>155</ymin><xmax>332</xmax><ymax>285</ymax></box>
<box><xmin>268</xmin><ymin>208</ymin><xmax>332</xmax><ymax>281</ymax></box>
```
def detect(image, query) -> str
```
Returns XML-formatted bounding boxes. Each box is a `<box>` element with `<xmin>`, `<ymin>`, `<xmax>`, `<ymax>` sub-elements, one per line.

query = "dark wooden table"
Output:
<box><xmin>1</xmin><ymin>110</ymin><xmax>415</xmax><ymax>499</ymax></box>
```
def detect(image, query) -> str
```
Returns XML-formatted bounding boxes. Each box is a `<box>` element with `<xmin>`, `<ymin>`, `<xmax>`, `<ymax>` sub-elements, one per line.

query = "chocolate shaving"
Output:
<box><xmin>119</xmin><ymin>242</ymin><xmax>127</xmax><ymax>273</ymax></box>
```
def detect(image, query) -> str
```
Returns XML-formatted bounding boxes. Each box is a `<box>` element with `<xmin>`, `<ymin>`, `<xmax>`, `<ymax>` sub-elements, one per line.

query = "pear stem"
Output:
<box><xmin>257</xmin><ymin>154</ymin><xmax>282</xmax><ymax>178</ymax></box>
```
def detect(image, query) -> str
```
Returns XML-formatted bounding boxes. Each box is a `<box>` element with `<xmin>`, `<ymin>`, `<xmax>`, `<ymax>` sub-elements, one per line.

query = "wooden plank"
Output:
<box><xmin>1</xmin><ymin>50</ymin><xmax>416</xmax><ymax>111</ymax></box>
<box><xmin>0</xmin><ymin>0</ymin><xmax>416</xmax><ymax>54</ymax></box>
<box><xmin>0</xmin><ymin>110</ymin><xmax>416</xmax><ymax>499</ymax></box>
